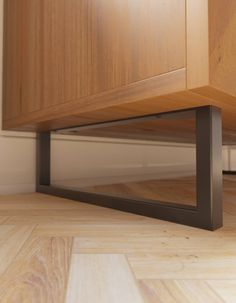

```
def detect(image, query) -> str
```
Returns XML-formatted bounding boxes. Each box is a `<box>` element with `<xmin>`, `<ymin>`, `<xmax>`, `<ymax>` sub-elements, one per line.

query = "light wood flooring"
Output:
<box><xmin>0</xmin><ymin>175</ymin><xmax>236</xmax><ymax>302</ymax></box>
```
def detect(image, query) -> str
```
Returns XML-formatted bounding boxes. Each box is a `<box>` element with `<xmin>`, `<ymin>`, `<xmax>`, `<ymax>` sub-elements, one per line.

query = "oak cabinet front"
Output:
<box><xmin>4</xmin><ymin>0</ymin><xmax>186</xmax><ymax>119</ymax></box>
<box><xmin>3</xmin><ymin>0</ymin><xmax>236</xmax><ymax>144</ymax></box>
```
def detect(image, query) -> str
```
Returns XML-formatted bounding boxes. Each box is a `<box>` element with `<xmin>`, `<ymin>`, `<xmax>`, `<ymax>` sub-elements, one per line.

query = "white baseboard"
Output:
<box><xmin>0</xmin><ymin>184</ymin><xmax>35</xmax><ymax>195</ymax></box>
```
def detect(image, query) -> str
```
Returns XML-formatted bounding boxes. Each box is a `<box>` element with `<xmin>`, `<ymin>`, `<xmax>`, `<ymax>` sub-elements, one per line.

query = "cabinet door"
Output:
<box><xmin>4</xmin><ymin>0</ymin><xmax>45</xmax><ymax>116</ymax></box>
<box><xmin>21</xmin><ymin>0</ymin><xmax>76</xmax><ymax>111</ymax></box>
<box><xmin>46</xmin><ymin>0</ymin><xmax>186</xmax><ymax>109</ymax></box>
<box><xmin>3</xmin><ymin>0</ymin><xmax>22</xmax><ymax>120</ymax></box>
<box><xmin>5</xmin><ymin>0</ymin><xmax>186</xmax><ymax>117</ymax></box>
<box><xmin>76</xmin><ymin>0</ymin><xmax>186</xmax><ymax>97</ymax></box>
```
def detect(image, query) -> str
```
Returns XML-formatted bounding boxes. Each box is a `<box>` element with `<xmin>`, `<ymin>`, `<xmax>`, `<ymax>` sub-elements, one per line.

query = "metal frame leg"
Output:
<box><xmin>196</xmin><ymin>107</ymin><xmax>222</xmax><ymax>230</ymax></box>
<box><xmin>36</xmin><ymin>132</ymin><xmax>51</xmax><ymax>189</ymax></box>
<box><xmin>36</xmin><ymin>105</ymin><xmax>223</xmax><ymax>230</ymax></box>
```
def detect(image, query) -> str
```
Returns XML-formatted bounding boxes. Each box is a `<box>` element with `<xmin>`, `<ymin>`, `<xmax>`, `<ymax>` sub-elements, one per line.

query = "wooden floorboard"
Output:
<box><xmin>0</xmin><ymin>217</ymin><xmax>9</xmax><ymax>224</ymax></box>
<box><xmin>0</xmin><ymin>236</ymin><xmax>72</xmax><ymax>303</ymax></box>
<box><xmin>139</xmin><ymin>280</ymin><xmax>225</xmax><ymax>303</ymax></box>
<box><xmin>65</xmin><ymin>254</ymin><xmax>143</xmax><ymax>303</ymax></box>
<box><xmin>0</xmin><ymin>225</ymin><xmax>35</xmax><ymax>277</ymax></box>
<box><xmin>0</xmin><ymin>175</ymin><xmax>236</xmax><ymax>302</ymax></box>
<box><xmin>208</xmin><ymin>280</ymin><xmax>236</xmax><ymax>303</ymax></box>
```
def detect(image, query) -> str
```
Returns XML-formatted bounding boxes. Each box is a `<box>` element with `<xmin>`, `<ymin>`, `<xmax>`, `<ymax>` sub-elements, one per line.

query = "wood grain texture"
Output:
<box><xmin>73</xmin><ymin>0</ymin><xmax>186</xmax><ymax>98</ymax></box>
<box><xmin>65</xmin><ymin>254</ymin><xmax>144</xmax><ymax>303</ymax></box>
<box><xmin>0</xmin><ymin>225</ymin><xmax>34</xmax><ymax>276</ymax></box>
<box><xmin>3</xmin><ymin>0</ymin><xmax>236</xmax><ymax>146</ymax></box>
<box><xmin>0</xmin><ymin>193</ymin><xmax>81</xmax><ymax>210</ymax></box>
<box><xmin>0</xmin><ymin>217</ymin><xmax>8</xmax><ymax>224</ymax></box>
<box><xmin>0</xmin><ymin>236</ymin><xmax>73</xmax><ymax>303</ymax></box>
<box><xmin>3</xmin><ymin>68</ymin><xmax>186</xmax><ymax>130</ymax></box>
<box><xmin>139</xmin><ymin>280</ymin><xmax>225</xmax><ymax>303</ymax></box>
<box><xmin>3</xmin><ymin>0</ymin><xmax>186</xmax><ymax>115</ymax></box>
<box><xmin>208</xmin><ymin>280</ymin><xmax>236</xmax><ymax>303</ymax></box>
<box><xmin>209</xmin><ymin>0</ymin><xmax>236</xmax><ymax>97</ymax></box>
<box><xmin>0</xmin><ymin>175</ymin><xmax>236</xmax><ymax>301</ymax></box>
<box><xmin>128</xmin><ymin>251</ymin><xmax>236</xmax><ymax>280</ymax></box>
<box><xmin>186</xmin><ymin>0</ymin><xmax>209</xmax><ymax>89</ymax></box>
<box><xmin>3</xmin><ymin>85</ymin><xmax>236</xmax><ymax>144</ymax></box>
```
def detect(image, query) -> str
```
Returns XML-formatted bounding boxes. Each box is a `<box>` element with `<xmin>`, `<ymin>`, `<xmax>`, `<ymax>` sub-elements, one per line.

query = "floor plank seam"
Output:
<box><xmin>206</xmin><ymin>281</ymin><xmax>229</xmax><ymax>303</ymax></box>
<box><xmin>0</xmin><ymin>224</ymin><xmax>38</xmax><ymax>278</ymax></box>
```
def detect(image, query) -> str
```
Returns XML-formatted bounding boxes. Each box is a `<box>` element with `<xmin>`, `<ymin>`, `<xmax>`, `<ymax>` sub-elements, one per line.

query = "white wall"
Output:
<box><xmin>51</xmin><ymin>138</ymin><xmax>197</xmax><ymax>188</ymax></box>
<box><xmin>0</xmin><ymin>0</ymin><xmax>232</xmax><ymax>195</ymax></box>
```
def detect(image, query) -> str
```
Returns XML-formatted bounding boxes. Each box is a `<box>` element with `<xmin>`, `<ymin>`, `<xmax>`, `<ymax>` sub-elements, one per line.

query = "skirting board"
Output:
<box><xmin>0</xmin><ymin>184</ymin><xmax>36</xmax><ymax>195</ymax></box>
<box><xmin>223</xmin><ymin>170</ymin><xmax>236</xmax><ymax>175</ymax></box>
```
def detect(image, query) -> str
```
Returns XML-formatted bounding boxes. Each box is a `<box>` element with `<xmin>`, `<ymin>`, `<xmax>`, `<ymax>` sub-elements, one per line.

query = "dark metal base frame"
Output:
<box><xmin>36</xmin><ymin>105</ymin><xmax>223</xmax><ymax>231</ymax></box>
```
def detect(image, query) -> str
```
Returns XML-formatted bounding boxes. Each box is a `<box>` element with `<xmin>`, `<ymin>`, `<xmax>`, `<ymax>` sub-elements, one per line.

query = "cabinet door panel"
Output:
<box><xmin>5</xmin><ymin>0</ymin><xmax>186</xmax><ymax>116</ymax></box>
<box><xmin>76</xmin><ymin>0</ymin><xmax>186</xmax><ymax>97</ymax></box>
<box><xmin>37</xmin><ymin>0</ymin><xmax>186</xmax><ymax>110</ymax></box>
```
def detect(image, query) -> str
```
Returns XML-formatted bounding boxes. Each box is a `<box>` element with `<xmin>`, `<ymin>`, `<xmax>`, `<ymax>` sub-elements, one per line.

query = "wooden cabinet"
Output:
<box><xmin>3</xmin><ymin>0</ymin><xmax>236</xmax><ymax>143</ymax></box>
